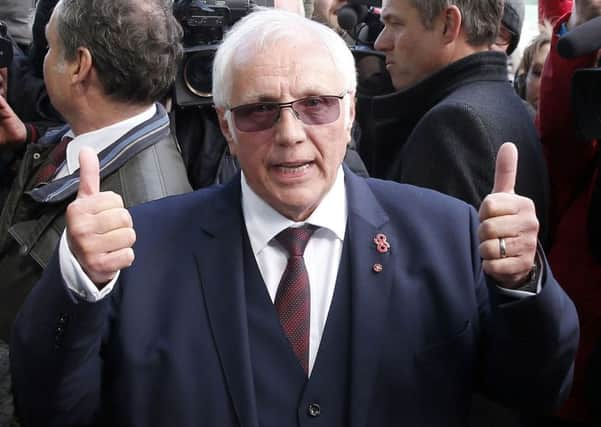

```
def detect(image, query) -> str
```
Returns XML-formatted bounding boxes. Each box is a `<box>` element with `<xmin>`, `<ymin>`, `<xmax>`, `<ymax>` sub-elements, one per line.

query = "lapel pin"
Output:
<box><xmin>372</xmin><ymin>263</ymin><xmax>383</xmax><ymax>273</ymax></box>
<box><xmin>373</xmin><ymin>233</ymin><xmax>390</xmax><ymax>254</ymax></box>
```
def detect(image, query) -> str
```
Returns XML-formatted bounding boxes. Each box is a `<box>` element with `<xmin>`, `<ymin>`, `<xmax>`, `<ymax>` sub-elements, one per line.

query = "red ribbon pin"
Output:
<box><xmin>373</xmin><ymin>233</ymin><xmax>390</xmax><ymax>254</ymax></box>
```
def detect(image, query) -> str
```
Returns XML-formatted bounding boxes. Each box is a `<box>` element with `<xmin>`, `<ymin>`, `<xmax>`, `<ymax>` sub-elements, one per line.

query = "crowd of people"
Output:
<box><xmin>0</xmin><ymin>0</ymin><xmax>598</xmax><ymax>426</ymax></box>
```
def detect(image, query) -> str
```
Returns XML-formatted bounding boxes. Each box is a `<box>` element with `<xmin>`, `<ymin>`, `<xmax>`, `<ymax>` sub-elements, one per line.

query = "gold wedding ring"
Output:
<box><xmin>499</xmin><ymin>237</ymin><xmax>507</xmax><ymax>258</ymax></box>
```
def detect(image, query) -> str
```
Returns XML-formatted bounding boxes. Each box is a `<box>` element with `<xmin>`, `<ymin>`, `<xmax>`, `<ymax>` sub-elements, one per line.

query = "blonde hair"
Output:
<box><xmin>517</xmin><ymin>21</ymin><xmax>552</xmax><ymax>78</ymax></box>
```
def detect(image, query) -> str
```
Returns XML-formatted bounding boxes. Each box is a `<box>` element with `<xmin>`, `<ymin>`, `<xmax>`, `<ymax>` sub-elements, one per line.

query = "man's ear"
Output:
<box><xmin>215</xmin><ymin>107</ymin><xmax>238</xmax><ymax>156</ymax></box>
<box><xmin>441</xmin><ymin>5</ymin><xmax>462</xmax><ymax>44</ymax></box>
<box><xmin>71</xmin><ymin>47</ymin><xmax>93</xmax><ymax>85</ymax></box>
<box><xmin>345</xmin><ymin>95</ymin><xmax>356</xmax><ymax>145</ymax></box>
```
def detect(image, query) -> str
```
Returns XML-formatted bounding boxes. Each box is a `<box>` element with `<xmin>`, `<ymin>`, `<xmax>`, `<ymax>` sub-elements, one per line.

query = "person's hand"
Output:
<box><xmin>65</xmin><ymin>147</ymin><xmax>136</xmax><ymax>287</ymax></box>
<box><xmin>0</xmin><ymin>94</ymin><xmax>27</xmax><ymax>145</ymax></box>
<box><xmin>569</xmin><ymin>0</ymin><xmax>601</xmax><ymax>29</ymax></box>
<box><xmin>478</xmin><ymin>143</ymin><xmax>539</xmax><ymax>289</ymax></box>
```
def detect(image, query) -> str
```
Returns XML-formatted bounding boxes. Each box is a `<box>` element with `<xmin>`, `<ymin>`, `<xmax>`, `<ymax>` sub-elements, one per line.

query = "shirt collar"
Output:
<box><xmin>64</xmin><ymin>104</ymin><xmax>156</xmax><ymax>175</ymax></box>
<box><xmin>242</xmin><ymin>166</ymin><xmax>348</xmax><ymax>256</ymax></box>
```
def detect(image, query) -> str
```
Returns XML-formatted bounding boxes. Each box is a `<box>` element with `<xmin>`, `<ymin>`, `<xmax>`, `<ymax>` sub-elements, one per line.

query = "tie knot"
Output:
<box><xmin>275</xmin><ymin>225</ymin><xmax>317</xmax><ymax>257</ymax></box>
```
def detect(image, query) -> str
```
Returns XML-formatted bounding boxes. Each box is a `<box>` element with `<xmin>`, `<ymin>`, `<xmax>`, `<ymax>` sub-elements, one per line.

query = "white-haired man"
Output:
<box><xmin>11</xmin><ymin>9</ymin><xmax>577</xmax><ymax>427</ymax></box>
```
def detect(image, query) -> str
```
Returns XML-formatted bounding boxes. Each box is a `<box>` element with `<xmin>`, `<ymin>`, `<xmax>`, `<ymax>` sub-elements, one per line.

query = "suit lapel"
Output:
<box><xmin>344</xmin><ymin>172</ymin><xmax>396</xmax><ymax>427</ymax></box>
<box><xmin>192</xmin><ymin>176</ymin><xmax>259</xmax><ymax>427</ymax></box>
<box><xmin>191</xmin><ymin>171</ymin><xmax>399</xmax><ymax>427</ymax></box>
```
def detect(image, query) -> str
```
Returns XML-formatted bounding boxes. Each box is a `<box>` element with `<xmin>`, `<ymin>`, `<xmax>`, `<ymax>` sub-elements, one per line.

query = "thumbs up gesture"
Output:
<box><xmin>65</xmin><ymin>148</ymin><xmax>136</xmax><ymax>286</ymax></box>
<box><xmin>478</xmin><ymin>143</ymin><xmax>539</xmax><ymax>288</ymax></box>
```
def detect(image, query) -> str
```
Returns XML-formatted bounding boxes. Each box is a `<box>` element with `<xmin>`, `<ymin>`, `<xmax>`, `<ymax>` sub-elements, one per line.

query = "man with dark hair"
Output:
<box><xmin>493</xmin><ymin>0</ymin><xmax>525</xmax><ymax>56</ymax></box>
<box><xmin>357</xmin><ymin>0</ymin><xmax>550</xmax><ymax>248</ymax></box>
<box><xmin>0</xmin><ymin>0</ymin><xmax>191</xmax><ymax>342</ymax></box>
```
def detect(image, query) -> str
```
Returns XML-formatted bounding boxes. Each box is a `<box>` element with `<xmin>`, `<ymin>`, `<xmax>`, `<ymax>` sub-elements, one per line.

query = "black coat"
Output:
<box><xmin>357</xmin><ymin>51</ymin><xmax>550</xmax><ymax>247</ymax></box>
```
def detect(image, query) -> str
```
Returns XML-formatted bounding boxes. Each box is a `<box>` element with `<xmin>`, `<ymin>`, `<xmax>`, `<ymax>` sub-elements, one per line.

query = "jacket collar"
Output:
<box><xmin>371</xmin><ymin>51</ymin><xmax>509</xmax><ymax>121</ymax></box>
<box><xmin>27</xmin><ymin>102</ymin><xmax>171</xmax><ymax>204</ymax></box>
<box><xmin>194</xmin><ymin>167</ymin><xmax>390</xmax><ymax>244</ymax></box>
<box><xmin>344</xmin><ymin>170</ymin><xmax>396</xmax><ymax>427</ymax></box>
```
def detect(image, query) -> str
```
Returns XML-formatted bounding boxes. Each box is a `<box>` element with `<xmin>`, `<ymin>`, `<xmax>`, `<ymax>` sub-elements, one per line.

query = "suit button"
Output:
<box><xmin>308</xmin><ymin>403</ymin><xmax>320</xmax><ymax>417</ymax></box>
<box><xmin>58</xmin><ymin>313</ymin><xmax>69</xmax><ymax>325</ymax></box>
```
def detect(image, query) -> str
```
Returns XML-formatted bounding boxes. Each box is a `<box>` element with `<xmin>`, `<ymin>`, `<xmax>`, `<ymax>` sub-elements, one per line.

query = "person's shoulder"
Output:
<box><xmin>122</xmin><ymin>183</ymin><xmax>236</xmax><ymax>254</ymax></box>
<box><xmin>412</xmin><ymin>98</ymin><xmax>490</xmax><ymax>141</ymax></box>
<box><xmin>422</xmin><ymin>80</ymin><xmax>528</xmax><ymax>133</ymax></box>
<box><xmin>363</xmin><ymin>175</ymin><xmax>473</xmax><ymax>214</ymax></box>
<box><xmin>355</xmin><ymin>175</ymin><xmax>477</xmax><ymax>233</ymax></box>
<box><xmin>440</xmin><ymin>76</ymin><xmax>523</xmax><ymax>113</ymax></box>
<box><xmin>130</xmin><ymin>184</ymin><xmax>225</xmax><ymax>221</ymax></box>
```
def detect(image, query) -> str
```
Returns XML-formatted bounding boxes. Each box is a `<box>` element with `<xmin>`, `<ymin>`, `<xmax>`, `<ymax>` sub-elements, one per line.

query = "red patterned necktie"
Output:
<box><xmin>35</xmin><ymin>135</ymin><xmax>73</xmax><ymax>184</ymax></box>
<box><xmin>274</xmin><ymin>225</ymin><xmax>317</xmax><ymax>375</ymax></box>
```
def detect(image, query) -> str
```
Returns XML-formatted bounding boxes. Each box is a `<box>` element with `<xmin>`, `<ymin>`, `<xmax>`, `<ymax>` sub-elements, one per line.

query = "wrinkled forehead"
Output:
<box><xmin>228</xmin><ymin>38</ymin><xmax>344</xmax><ymax>102</ymax></box>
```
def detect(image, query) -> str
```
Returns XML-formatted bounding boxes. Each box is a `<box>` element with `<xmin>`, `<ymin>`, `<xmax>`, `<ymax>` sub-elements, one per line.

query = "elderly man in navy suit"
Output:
<box><xmin>11</xmin><ymin>8</ymin><xmax>578</xmax><ymax>427</ymax></box>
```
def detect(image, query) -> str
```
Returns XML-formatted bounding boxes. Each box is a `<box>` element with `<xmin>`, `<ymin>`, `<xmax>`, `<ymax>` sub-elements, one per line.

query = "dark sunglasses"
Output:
<box><xmin>228</xmin><ymin>94</ymin><xmax>346</xmax><ymax>132</ymax></box>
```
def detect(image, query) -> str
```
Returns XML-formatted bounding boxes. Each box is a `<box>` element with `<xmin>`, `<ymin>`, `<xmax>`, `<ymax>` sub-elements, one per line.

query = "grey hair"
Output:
<box><xmin>55</xmin><ymin>0</ymin><xmax>183</xmax><ymax>104</ymax></box>
<box><xmin>212</xmin><ymin>8</ymin><xmax>357</xmax><ymax>109</ymax></box>
<box><xmin>408</xmin><ymin>0</ymin><xmax>503</xmax><ymax>46</ymax></box>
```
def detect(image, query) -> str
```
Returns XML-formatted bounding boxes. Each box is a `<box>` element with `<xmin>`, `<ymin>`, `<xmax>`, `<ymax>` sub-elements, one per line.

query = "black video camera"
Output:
<box><xmin>557</xmin><ymin>16</ymin><xmax>601</xmax><ymax>139</ymax></box>
<box><xmin>336</xmin><ymin>0</ymin><xmax>393</xmax><ymax>96</ymax></box>
<box><xmin>0</xmin><ymin>22</ymin><xmax>13</xmax><ymax>68</ymax></box>
<box><xmin>172</xmin><ymin>0</ymin><xmax>272</xmax><ymax>108</ymax></box>
<box><xmin>337</xmin><ymin>0</ymin><xmax>382</xmax><ymax>53</ymax></box>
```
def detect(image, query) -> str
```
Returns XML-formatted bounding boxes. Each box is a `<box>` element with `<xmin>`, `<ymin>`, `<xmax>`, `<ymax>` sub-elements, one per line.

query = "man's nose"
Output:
<box><xmin>374</xmin><ymin>27</ymin><xmax>389</xmax><ymax>51</ymax></box>
<box><xmin>274</xmin><ymin>106</ymin><xmax>305</xmax><ymax>145</ymax></box>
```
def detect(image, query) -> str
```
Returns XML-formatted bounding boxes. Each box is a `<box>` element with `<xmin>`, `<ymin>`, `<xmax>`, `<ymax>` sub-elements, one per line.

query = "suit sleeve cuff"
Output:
<box><xmin>59</xmin><ymin>231</ymin><xmax>119</xmax><ymax>302</ymax></box>
<box><xmin>495</xmin><ymin>249</ymin><xmax>543</xmax><ymax>299</ymax></box>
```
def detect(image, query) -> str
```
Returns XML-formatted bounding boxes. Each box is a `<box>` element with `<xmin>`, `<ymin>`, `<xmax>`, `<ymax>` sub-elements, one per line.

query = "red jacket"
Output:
<box><xmin>537</xmin><ymin>12</ymin><xmax>601</xmax><ymax>422</ymax></box>
<box><xmin>539</xmin><ymin>0</ymin><xmax>572</xmax><ymax>24</ymax></box>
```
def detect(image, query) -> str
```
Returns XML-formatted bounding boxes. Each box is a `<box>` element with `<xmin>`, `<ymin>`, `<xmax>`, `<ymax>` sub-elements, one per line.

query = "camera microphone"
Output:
<box><xmin>557</xmin><ymin>16</ymin><xmax>601</xmax><ymax>58</ymax></box>
<box><xmin>337</xmin><ymin>4</ymin><xmax>368</xmax><ymax>33</ymax></box>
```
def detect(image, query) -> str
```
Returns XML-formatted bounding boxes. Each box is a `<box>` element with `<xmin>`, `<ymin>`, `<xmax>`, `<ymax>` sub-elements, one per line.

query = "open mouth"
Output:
<box><xmin>273</xmin><ymin>161</ymin><xmax>314</xmax><ymax>175</ymax></box>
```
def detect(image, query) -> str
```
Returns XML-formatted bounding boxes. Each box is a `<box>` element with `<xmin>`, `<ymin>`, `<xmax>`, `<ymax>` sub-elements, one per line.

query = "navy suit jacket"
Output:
<box><xmin>11</xmin><ymin>170</ymin><xmax>578</xmax><ymax>427</ymax></box>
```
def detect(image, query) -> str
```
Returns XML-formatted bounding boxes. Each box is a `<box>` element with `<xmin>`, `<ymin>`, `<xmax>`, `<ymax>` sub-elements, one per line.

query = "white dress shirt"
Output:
<box><xmin>60</xmin><ymin>165</ymin><xmax>348</xmax><ymax>375</ymax></box>
<box><xmin>55</xmin><ymin>105</ymin><xmax>156</xmax><ymax>179</ymax></box>
<box><xmin>241</xmin><ymin>167</ymin><xmax>347</xmax><ymax>375</ymax></box>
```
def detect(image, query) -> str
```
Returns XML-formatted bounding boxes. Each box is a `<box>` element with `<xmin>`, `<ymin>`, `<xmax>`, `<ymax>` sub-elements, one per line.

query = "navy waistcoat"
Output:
<box><xmin>243</xmin><ymin>230</ymin><xmax>352</xmax><ymax>427</ymax></box>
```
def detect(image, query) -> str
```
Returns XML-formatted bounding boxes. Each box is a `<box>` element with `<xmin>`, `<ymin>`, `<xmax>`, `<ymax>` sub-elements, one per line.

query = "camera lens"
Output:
<box><xmin>183</xmin><ymin>50</ymin><xmax>214</xmax><ymax>98</ymax></box>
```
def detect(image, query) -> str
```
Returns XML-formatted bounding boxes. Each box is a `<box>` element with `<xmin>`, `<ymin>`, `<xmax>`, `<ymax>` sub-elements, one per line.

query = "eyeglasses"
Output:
<box><xmin>228</xmin><ymin>94</ymin><xmax>346</xmax><ymax>132</ymax></box>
